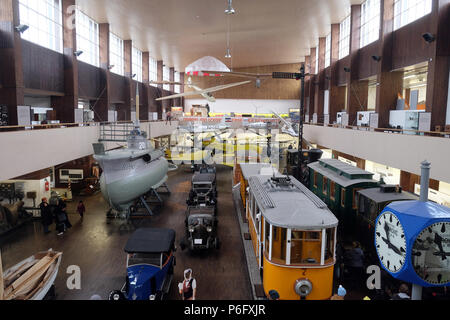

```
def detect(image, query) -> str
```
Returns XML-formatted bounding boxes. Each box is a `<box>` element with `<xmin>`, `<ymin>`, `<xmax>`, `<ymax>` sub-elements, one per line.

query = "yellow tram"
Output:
<box><xmin>246</xmin><ymin>174</ymin><xmax>338</xmax><ymax>300</ymax></box>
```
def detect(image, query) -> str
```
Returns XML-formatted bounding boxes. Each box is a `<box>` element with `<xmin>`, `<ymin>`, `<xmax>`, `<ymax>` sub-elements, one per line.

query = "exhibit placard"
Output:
<box><xmin>369</xmin><ymin>113</ymin><xmax>379</xmax><ymax>130</ymax></box>
<box><xmin>108</xmin><ymin>110</ymin><xmax>117</xmax><ymax>123</ymax></box>
<box><xmin>418</xmin><ymin>112</ymin><xmax>431</xmax><ymax>132</ymax></box>
<box><xmin>341</xmin><ymin>113</ymin><xmax>349</xmax><ymax>126</ymax></box>
<box><xmin>305</xmin><ymin>114</ymin><xmax>309</xmax><ymax>123</ymax></box>
<box><xmin>74</xmin><ymin>109</ymin><xmax>84</xmax><ymax>123</ymax></box>
<box><xmin>17</xmin><ymin>106</ymin><xmax>31</xmax><ymax>126</ymax></box>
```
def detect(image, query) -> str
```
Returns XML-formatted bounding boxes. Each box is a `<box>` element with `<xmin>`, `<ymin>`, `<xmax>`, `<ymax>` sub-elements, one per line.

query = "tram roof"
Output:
<box><xmin>357</xmin><ymin>188</ymin><xmax>419</xmax><ymax>204</ymax></box>
<box><xmin>248</xmin><ymin>175</ymin><xmax>338</xmax><ymax>230</ymax></box>
<box><xmin>240</xmin><ymin>163</ymin><xmax>282</xmax><ymax>180</ymax></box>
<box><xmin>308</xmin><ymin>159</ymin><xmax>377</xmax><ymax>187</ymax></box>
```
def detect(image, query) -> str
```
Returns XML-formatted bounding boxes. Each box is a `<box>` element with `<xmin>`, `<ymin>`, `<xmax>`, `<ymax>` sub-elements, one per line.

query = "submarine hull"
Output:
<box><xmin>96</xmin><ymin>150</ymin><xmax>169</xmax><ymax>212</ymax></box>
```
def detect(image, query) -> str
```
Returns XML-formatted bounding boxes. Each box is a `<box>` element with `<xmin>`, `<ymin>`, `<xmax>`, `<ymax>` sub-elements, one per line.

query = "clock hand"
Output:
<box><xmin>384</xmin><ymin>221</ymin><xmax>391</xmax><ymax>242</ymax></box>
<box><xmin>382</xmin><ymin>237</ymin><xmax>403</xmax><ymax>256</ymax></box>
<box><xmin>434</xmin><ymin>233</ymin><xmax>447</xmax><ymax>261</ymax></box>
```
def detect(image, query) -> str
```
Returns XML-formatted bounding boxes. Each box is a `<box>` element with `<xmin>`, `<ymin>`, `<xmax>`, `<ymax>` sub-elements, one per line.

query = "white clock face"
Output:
<box><xmin>375</xmin><ymin>212</ymin><xmax>407</xmax><ymax>273</ymax></box>
<box><xmin>412</xmin><ymin>222</ymin><xmax>450</xmax><ymax>285</ymax></box>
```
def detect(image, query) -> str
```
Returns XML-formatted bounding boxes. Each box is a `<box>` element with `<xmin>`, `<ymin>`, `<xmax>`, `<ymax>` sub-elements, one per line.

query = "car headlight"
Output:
<box><xmin>207</xmin><ymin>226</ymin><xmax>212</xmax><ymax>233</ymax></box>
<box><xmin>294</xmin><ymin>279</ymin><xmax>313</xmax><ymax>297</ymax></box>
<box><xmin>149</xmin><ymin>295</ymin><xmax>156</xmax><ymax>300</ymax></box>
<box><xmin>188</xmin><ymin>226</ymin><xmax>194</xmax><ymax>233</ymax></box>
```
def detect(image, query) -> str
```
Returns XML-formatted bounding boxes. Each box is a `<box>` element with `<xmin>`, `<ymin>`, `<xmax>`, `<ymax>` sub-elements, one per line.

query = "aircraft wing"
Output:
<box><xmin>156</xmin><ymin>81</ymin><xmax>251</xmax><ymax>101</ymax></box>
<box><xmin>202</xmin><ymin>70</ymin><xmax>272</xmax><ymax>78</ymax></box>
<box><xmin>271</xmin><ymin>109</ymin><xmax>292</xmax><ymax>127</ymax></box>
<box><xmin>150</xmin><ymin>81</ymin><xmax>184</xmax><ymax>85</ymax></box>
<box><xmin>155</xmin><ymin>91</ymin><xmax>203</xmax><ymax>101</ymax></box>
<box><xmin>271</xmin><ymin>110</ymin><xmax>314</xmax><ymax>148</ymax></box>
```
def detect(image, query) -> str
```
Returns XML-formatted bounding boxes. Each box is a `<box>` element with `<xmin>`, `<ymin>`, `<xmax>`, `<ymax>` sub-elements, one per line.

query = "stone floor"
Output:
<box><xmin>0</xmin><ymin>165</ymin><xmax>252</xmax><ymax>300</ymax></box>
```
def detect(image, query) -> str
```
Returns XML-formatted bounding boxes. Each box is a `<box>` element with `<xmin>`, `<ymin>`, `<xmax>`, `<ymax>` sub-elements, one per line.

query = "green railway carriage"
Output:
<box><xmin>307</xmin><ymin>159</ymin><xmax>379</xmax><ymax>240</ymax></box>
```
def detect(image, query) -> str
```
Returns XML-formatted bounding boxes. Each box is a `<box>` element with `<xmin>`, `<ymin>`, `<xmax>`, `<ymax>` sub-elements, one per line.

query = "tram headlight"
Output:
<box><xmin>188</xmin><ymin>226</ymin><xmax>194</xmax><ymax>233</ymax></box>
<box><xmin>294</xmin><ymin>279</ymin><xmax>313</xmax><ymax>297</ymax></box>
<box><xmin>206</xmin><ymin>226</ymin><xmax>212</xmax><ymax>233</ymax></box>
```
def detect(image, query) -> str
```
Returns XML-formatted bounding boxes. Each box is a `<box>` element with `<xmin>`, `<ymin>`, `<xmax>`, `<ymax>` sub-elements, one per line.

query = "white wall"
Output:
<box><xmin>0</xmin><ymin>178</ymin><xmax>51</xmax><ymax>209</ymax></box>
<box><xmin>0</xmin><ymin>122</ymin><xmax>180</xmax><ymax>181</ymax></box>
<box><xmin>185</xmin><ymin>99</ymin><xmax>299</xmax><ymax>115</ymax></box>
<box><xmin>303</xmin><ymin>124</ymin><xmax>450</xmax><ymax>184</ymax></box>
<box><xmin>0</xmin><ymin>126</ymin><xmax>99</xmax><ymax>181</ymax></box>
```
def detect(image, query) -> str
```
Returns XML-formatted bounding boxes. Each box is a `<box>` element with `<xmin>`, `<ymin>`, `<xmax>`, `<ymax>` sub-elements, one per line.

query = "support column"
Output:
<box><xmin>0</xmin><ymin>0</ymin><xmax>24</xmax><ymax>125</ymax></box>
<box><xmin>329</xmin><ymin>23</ymin><xmax>345</xmax><ymax>124</ymax></box>
<box><xmin>141</xmin><ymin>52</ymin><xmax>150</xmax><ymax>121</ymax></box>
<box><xmin>95</xmin><ymin>23</ymin><xmax>110</xmax><ymax>122</ymax></box>
<box><xmin>123</xmin><ymin>40</ymin><xmax>132</xmax><ymax>121</ymax></box>
<box><xmin>346</xmin><ymin>4</ymin><xmax>368</xmax><ymax>127</ymax></box>
<box><xmin>51</xmin><ymin>0</ymin><xmax>78</xmax><ymax>123</ymax></box>
<box><xmin>304</xmin><ymin>55</ymin><xmax>311</xmax><ymax>121</ymax></box>
<box><xmin>169</xmin><ymin>67</ymin><xmax>175</xmax><ymax>93</ymax></box>
<box><xmin>180</xmin><ymin>72</ymin><xmax>185</xmax><ymax>110</ymax></box>
<box><xmin>157</xmin><ymin>60</ymin><xmax>163</xmax><ymax>89</ymax></box>
<box><xmin>308</xmin><ymin>48</ymin><xmax>317</xmax><ymax>120</ymax></box>
<box><xmin>426</xmin><ymin>0</ymin><xmax>450</xmax><ymax>130</ymax></box>
<box><xmin>315</xmin><ymin>37</ymin><xmax>326</xmax><ymax>122</ymax></box>
<box><xmin>376</xmin><ymin>0</ymin><xmax>404</xmax><ymax>128</ymax></box>
<box><xmin>142</xmin><ymin>52</ymin><xmax>149</xmax><ymax>84</ymax></box>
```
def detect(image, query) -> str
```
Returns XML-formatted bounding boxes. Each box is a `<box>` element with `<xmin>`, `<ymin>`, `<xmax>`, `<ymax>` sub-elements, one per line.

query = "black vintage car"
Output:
<box><xmin>180</xmin><ymin>206</ymin><xmax>220</xmax><ymax>251</ymax></box>
<box><xmin>187</xmin><ymin>172</ymin><xmax>217</xmax><ymax>209</ymax></box>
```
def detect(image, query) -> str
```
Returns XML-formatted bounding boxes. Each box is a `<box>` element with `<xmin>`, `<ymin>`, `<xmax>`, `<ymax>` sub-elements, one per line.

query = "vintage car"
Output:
<box><xmin>109</xmin><ymin>228</ymin><xmax>176</xmax><ymax>301</ymax></box>
<box><xmin>187</xmin><ymin>172</ymin><xmax>217</xmax><ymax>208</ymax></box>
<box><xmin>180</xmin><ymin>206</ymin><xmax>220</xmax><ymax>251</ymax></box>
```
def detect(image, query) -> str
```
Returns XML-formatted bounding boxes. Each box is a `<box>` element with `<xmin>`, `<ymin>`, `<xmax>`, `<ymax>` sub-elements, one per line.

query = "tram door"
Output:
<box><xmin>258</xmin><ymin>215</ymin><xmax>263</xmax><ymax>269</ymax></box>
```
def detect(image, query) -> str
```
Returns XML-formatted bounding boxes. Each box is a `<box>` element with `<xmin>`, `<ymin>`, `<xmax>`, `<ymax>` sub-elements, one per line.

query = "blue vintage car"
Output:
<box><xmin>109</xmin><ymin>228</ymin><xmax>176</xmax><ymax>301</ymax></box>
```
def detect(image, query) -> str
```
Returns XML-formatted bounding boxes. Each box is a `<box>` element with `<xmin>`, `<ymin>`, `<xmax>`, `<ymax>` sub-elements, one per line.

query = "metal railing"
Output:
<box><xmin>99</xmin><ymin>122</ymin><xmax>136</xmax><ymax>142</ymax></box>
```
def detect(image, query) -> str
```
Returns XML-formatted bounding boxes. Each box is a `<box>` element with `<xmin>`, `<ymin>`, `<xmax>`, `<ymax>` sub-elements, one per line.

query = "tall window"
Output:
<box><xmin>325</xmin><ymin>33</ymin><xmax>331</xmax><ymax>68</ymax></box>
<box><xmin>339</xmin><ymin>15</ymin><xmax>351</xmax><ymax>59</ymax></box>
<box><xmin>149</xmin><ymin>57</ymin><xmax>158</xmax><ymax>86</ymax></box>
<box><xmin>163</xmin><ymin>66</ymin><xmax>170</xmax><ymax>91</ymax></box>
<box><xmin>360</xmin><ymin>0</ymin><xmax>381</xmax><ymax>48</ymax></box>
<box><xmin>174</xmin><ymin>71</ymin><xmax>181</xmax><ymax>93</ymax></box>
<box><xmin>19</xmin><ymin>0</ymin><xmax>63</xmax><ymax>53</ymax></box>
<box><xmin>394</xmin><ymin>0</ymin><xmax>432</xmax><ymax>30</ymax></box>
<box><xmin>110</xmin><ymin>33</ymin><xmax>124</xmax><ymax>76</ymax></box>
<box><xmin>75</xmin><ymin>10</ymin><xmax>99</xmax><ymax>67</ymax></box>
<box><xmin>132</xmin><ymin>47</ymin><xmax>143</xmax><ymax>82</ymax></box>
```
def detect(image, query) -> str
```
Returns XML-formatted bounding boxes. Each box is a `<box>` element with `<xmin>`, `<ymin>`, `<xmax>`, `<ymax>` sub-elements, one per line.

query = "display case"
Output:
<box><xmin>389</xmin><ymin>110</ymin><xmax>424</xmax><ymax>134</ymax></box>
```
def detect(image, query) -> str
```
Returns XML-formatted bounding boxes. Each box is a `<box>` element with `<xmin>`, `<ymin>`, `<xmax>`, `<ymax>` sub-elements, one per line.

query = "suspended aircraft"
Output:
<box><xmin>271</xmin><ymin>110</ymin><xmax>314</xmax><ymax>149</ymax></box>
<box><xmin>153</xmin><ymin>77</ymin><xmax>251</xmax><ymax>103</ymax></box>
<box><xmin>202</xmin><ymin>70</ymin><xmax>272</xmax><ymax>88</ymax></box>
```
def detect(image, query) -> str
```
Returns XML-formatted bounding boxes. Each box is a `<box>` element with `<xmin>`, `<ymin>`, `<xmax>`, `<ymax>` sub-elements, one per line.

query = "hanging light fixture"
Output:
<box><xmin>225</xmin><ymin>0</ymin><xmax>235</xmax><ymax>14</ymax></box>
<box><xmin>225</xmin><ymin>48</ymin><xmax>232</xmax><ymax>58</ymax></box>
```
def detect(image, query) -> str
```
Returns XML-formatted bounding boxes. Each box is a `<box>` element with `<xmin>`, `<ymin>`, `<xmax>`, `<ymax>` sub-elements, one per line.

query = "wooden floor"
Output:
<box><xmin>0</xmin><ymin>165</ymin><xmax>252</xmax><ymax>300</ymax></box>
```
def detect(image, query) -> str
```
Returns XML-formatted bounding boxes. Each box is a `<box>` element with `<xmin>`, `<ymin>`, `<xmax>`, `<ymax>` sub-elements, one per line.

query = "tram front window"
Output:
<box><xmin>325</xmin><ymin>228</ymin><xmax>336</xmax><ymax>264</ymax></box>
<box><xmin>290</xmin><ymin>231</ymin><xmax>321</xmax><ymax>264</ymax></box>
<box><xmin>271</xmin><ymin>227</ymin><xmax>287</xmax><ymax>264</ymax></box>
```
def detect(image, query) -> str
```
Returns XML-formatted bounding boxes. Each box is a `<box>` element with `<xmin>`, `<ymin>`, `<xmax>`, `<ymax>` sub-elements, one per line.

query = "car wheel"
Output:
<box><xmin>214</xmin><ymin>238</ymin><xmax>221</xmax><ymax>250</ymax></box>
<box><xmin>179</xmin><ymin>240</ymin><xmax>186</xmax><ymax>251</ymax></box>
<box><xmin>109</xmin><ymin>290</ymin><xmax>126</xmax><ymax>301</ymax></box>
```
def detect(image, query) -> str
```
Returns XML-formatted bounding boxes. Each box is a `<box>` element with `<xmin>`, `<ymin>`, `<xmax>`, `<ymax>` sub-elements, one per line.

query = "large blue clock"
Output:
<box><xmin>374</xmin><ymin>200</ymin><xmax>450</xmax><ymax>287</ymax></box>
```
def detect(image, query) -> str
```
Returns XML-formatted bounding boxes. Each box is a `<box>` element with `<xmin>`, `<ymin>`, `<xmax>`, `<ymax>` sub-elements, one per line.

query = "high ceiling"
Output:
<box><xmin>75</xmin><ymin>0</ymin><xmax>363</xmax><ymax>71</ymax></box>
